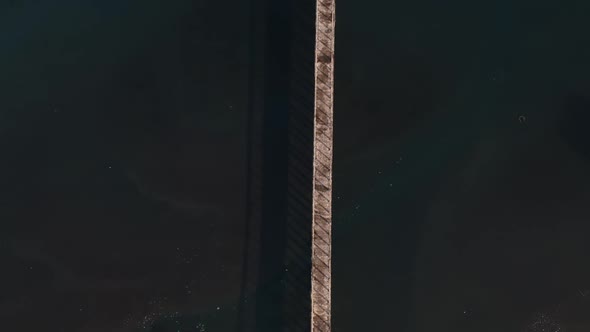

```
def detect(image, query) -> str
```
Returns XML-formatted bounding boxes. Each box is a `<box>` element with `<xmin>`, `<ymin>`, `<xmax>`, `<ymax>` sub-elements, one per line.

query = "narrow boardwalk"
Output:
<box><xmin>312</xmin><ymin>0</ymin><xmax>335</xmax><ymax>330</ymax></box>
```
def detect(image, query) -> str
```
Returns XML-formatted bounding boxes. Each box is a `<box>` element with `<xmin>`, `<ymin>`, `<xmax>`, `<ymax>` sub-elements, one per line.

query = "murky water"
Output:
<box><xmin>0</xmin><ymin>1</ymin><xmax>257</xmax><ymax>331</ymax></box>
<box><xmin>333</xmin><ymin>1</ymin><xmax>590</xmax><ymax>331</ymax></box>
<box><xmin>4</xmin><ymin>1</ymin><xmax>590</xmax><ymax>331</ymax></box>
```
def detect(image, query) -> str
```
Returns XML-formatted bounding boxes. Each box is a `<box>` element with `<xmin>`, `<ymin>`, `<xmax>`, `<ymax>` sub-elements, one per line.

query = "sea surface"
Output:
<box><xmin>2</xmin><ymin>1</ymin><xmax>590</xmax><ymax>332</ymax></box>
<box><xmin>334</xmin><ymin>0</ymin><xmax>590</xmax><ymax>331</ymax></box>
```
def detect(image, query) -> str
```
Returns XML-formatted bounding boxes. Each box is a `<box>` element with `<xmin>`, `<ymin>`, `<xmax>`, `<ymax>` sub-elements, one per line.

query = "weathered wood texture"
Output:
<box><xmin>311</xmin><ymin>0</ymin><xmax>335</xmax><ymax>330</ymax></box>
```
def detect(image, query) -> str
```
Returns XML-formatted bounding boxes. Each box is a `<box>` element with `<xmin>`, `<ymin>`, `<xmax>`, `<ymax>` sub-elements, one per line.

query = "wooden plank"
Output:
<box><xmin>311</xmin><ymin>0</ymin><xmax>335</xmax><ymax>330</ymax></box>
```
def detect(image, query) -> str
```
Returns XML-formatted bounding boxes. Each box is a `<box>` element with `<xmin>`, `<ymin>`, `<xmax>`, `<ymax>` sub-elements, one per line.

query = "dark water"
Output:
<box><xmin>4</xmin><ymin>0</ymin><xmax>590</xmax><ymax>331</ymax></box>
<box><xmin>0</xmin><ymin>0</ymin><xmax>316</xmax><ymax>331</ymax></box>
<box><xmin>334</xmin><ymin>0</ymin><xmax>590</xmax><ymax>331</ymax></box>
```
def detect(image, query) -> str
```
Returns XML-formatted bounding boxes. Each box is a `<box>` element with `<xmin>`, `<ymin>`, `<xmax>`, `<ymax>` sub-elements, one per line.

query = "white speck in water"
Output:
<box><xmin>216</xmin><ymin>306</ymin><xmax>220</xmax><ymax>310</ymax></box>
<box><xmin>525</xmin><ymin>312</ymin><xmax>561</xmax><ymax>332</ymax></box>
